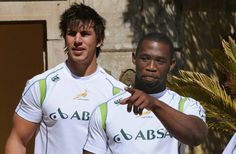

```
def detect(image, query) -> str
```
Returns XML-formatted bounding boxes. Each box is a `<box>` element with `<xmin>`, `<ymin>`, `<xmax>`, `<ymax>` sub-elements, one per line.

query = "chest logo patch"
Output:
<box><xmin>136</xmin><ymin>110</ymin><xmax>153</xmax><ymax>118</ymax></box>
<box><xmin>74</xmin><ymin>90</ymin><xmax>88</xmax><ymax>100</ymax></box>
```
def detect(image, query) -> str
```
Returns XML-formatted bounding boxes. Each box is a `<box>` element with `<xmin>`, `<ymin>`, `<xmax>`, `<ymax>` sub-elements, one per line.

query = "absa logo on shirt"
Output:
<box><xmin>113</xmin><ymin>128</ymin><xmax>173</xmax><ymax>143</ymax></box>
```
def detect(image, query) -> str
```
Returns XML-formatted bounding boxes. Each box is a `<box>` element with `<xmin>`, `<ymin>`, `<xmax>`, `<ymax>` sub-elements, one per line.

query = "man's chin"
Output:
<box><xmin>141</xmin><ymin>78</ymin><xmax>157</xmax><ymax>85</ymax></box>
<box><xmin>142</xmin><ymin>80</ymin><xmax>159</xmax><ymax>87</ymax></box>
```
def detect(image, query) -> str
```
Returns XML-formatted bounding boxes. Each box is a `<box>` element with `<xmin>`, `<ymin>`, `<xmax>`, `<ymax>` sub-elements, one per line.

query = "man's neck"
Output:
<box><xmin>66</xmin><ymin>60</ymin><xmax>97</xmax><ymax>77</ymax></box>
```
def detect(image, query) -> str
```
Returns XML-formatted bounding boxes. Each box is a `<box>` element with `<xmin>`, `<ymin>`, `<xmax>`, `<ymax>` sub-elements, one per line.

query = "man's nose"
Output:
<box><xmin>74</xmin><ymin>33</ymin><xmax>82</xmax><ymax>44</ymax></box>
<box><xmin>146</xmin><ymin>60</ymin><xmax>157</xmax><ymax>72</ymax></box>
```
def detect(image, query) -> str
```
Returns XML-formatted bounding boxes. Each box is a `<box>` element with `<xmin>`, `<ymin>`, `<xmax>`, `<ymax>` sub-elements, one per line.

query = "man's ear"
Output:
<box><xmin>132</xmin><ymin>52</ymin><xmax>136</xmax><ymax>65</ymax></box>
<box><xmin>169</xmin><ymin>57</ymin><xmax>176</xmax><ymax>72</ymax></box>
<box><xmin>96</xmin><ymin>41</ymin><xmax>103</xmax><ymax>48</ymax></box>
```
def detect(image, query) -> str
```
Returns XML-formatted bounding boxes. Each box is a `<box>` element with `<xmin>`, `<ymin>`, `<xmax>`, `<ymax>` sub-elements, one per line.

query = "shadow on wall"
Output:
<box><xmin>123</xmin><ymin>0</ymin><xmax>236</xmax><ymax>76</ymax></box>
<box><xmin>183</xmin><ymin>0</ymin><xmax>236</xmax><ymax>75</ymax></box>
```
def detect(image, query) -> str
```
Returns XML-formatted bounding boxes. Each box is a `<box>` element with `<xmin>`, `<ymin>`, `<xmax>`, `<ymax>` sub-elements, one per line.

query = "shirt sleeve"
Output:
<box><xmin>15</xmin><ymin>79</ymin><xmax>42</xmax><ymax>123</ymax></box>
<box><xmin>83</xmin><ymin>106</ymin><xmax>108</xmax><ymax>154</ymax></box>
<box><xmin>222</xmin><ymin>133</ymin><xmax>236</xmax><ymax>154</ymax></box>
<box><xmin>183</xmin><ymin>98</ymin><xmax>206</xmax><ymax>122</ymax></box>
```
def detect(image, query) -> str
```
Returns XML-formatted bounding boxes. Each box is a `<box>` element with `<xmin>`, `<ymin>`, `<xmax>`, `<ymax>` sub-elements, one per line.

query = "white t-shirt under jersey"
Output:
<box><xmin>84</xmin><ymin>89</ymin><xmax>206</xmax><ymax>154</ymax></box>
<box><xmin>16</xmin><ymin>62</ymin><xmax>126</xmax><ymax>154</ymax></box>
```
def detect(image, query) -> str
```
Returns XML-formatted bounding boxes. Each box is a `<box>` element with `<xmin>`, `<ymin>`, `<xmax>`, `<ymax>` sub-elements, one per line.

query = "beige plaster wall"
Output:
<box><xmin>98</xmin><ymin>50</ymin><xmax>134</xmax><ymax>80</ymax></box>
<box><xmin>86</xmin><ymin>0</ymin><xmax>134</xmax><ymax>50</ymax></box>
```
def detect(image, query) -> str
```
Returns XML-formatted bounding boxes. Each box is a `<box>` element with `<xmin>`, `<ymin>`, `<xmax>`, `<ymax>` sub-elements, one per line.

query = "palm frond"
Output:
<box><xmin>167</xmin><ymin>71</ymin><xmax>236</xmax><ymax>134</ymax></box>
<box><xmin>169</xmin><ymin>70</ymin><xmax>234</xmax><ymax>109</ymax></box>
<box><xmin>207</xmin><ymin>49</ymin><xmax>236</xmax><ymax>77</ymax></box>
<box><xmin>203</xmin><ymin>101</ymin><xmax>236</xmax><ymax>134</ymax></box>
<box><xmin>207</xmin><ymin>37</ymin><xmax>236</xmax><ymax>78</ymax></box>
<box><xmin>222</xmin><ymin>37</ymin><xmax>236</xmax><ymax>63</ymax></box>
<box><xmin>224</xmin><ymin>77</ymin><xmax>236</xmax><ymax>96</ymax></box>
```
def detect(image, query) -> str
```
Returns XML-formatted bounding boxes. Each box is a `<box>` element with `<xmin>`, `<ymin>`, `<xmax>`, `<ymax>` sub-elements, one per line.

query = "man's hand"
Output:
<box><xmin>120</xmin><ymin>87</ymin><xmax>156</xmax><ymax>115</ymax></box>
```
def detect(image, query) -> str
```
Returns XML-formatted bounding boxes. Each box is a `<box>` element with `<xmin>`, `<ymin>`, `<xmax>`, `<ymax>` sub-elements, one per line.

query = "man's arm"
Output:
<box><xmin>150</xmin><ymin>99</ymin><xmax>208</xmax><ymax>146</ymax></box>
<box><xmin>120</xmin><ymin>87</ymin><xmax>208</xmax><ymax>146</ymax></box>
<box><xmin>5</xmin><ymin>113</ymin><xmax>38</xmax><ymax>154</ymax></box>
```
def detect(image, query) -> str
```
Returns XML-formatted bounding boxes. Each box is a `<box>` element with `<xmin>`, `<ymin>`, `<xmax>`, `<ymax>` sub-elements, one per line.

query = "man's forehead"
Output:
<box><xmin>137</xmin><ymin>40</ymin><xmax>171</xmax><ymax>56</ymax></box>
<box><xmin>141</xmin><ymin>40</ymin><xmax>170</xmax><ymax>50</ymax></box>
<box><xmin>67</xmin><ymin>20</ymin><xmax>95</xmax><ymax>31</ymax></box>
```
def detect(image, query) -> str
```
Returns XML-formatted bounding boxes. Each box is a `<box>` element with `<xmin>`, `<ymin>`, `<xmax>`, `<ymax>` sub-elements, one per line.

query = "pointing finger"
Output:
<box><xmin>125</xmin><ymin>87</ymin><xmax>135</xmax><ymax>95</ymax></box>
<box><xmin>120</xmin><ymin>97</ymin><xmax>129</xmax><ymax>104</ymax></box>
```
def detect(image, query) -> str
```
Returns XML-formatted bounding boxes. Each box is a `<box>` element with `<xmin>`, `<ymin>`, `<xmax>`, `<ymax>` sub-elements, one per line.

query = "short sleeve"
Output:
<box><xmin>83</xmin><ymin>106</ymin><xmax>108</xmax><ymax>154</ymax></box>
<box><xmin>222</xmin><ymin>133</ymin><xmax>236</xmax><ymax>154</ymax></box>
<box><xmin>183</xmin><ymin>98</ymin><xmax>206</xmax><ymax>122</ymax></box>
<box><xmin>15</xmin><ymin>79</ymin><xmax>42</xmax><ymax>123</ymax></box>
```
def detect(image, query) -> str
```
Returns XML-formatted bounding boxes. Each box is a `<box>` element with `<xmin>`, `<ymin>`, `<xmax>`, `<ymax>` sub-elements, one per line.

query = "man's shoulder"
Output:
<box><xmin>165</xmin><ymin>88</ymin><xmax>198</xmax><ymax>102</ymax></box>
<box><xmin>165</xmin><ymin>89</ymin><xmax>181</xmax><ymax>98</ymax></box>
<box><xmin>98</xmin><ymin>66</ymin><xmax>127</xmax><ymax>88</ymax></box>
<box><xmin>95</xmin><ymin>91</ymin><xmax>131</xmax><ymax>122</ymax></box>
<box><xmin>28</xmin><ymin>63</ymin><xmax>65</xmax><ymax>84</ymax></box>
<box><xmin>106</xmin><ymin>91</ymin><xmax>131</xmax><ymax>107</ymax></box>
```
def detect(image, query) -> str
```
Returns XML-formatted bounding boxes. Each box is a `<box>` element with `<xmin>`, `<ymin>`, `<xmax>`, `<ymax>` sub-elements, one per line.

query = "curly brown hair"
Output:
<box><xmin>59</xmin><ymin>3</ymin><xmax>106</xmax><ymax>57</ymax></box>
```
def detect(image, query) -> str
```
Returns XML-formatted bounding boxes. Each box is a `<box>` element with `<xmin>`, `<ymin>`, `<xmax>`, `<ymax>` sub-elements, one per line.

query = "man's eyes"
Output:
<box><xmin>156</xmin><ymin>59</ymin><xmax>166</xmax><ymax>64</ymax></box>
<box><xmin>140</xmin><ymin>56</ymin><xmax>167</xmax><ymax>64</ymax></box>
<box><xmin>80</xmin><ymin>31</ymin><xmax>91</xmax><ymax>36</ymax></box>
<box><xmin>66</xmin><ymin>31</ymin><xmax>91</xmax><ymax>36</ymax></box>
<box><xmin>140</xmin><ymin>56</ymin><xmax>149</xmax><ymax>61</ymax></box>
<box><xmin>67</xmin><ymin>31</ymin><xmax>77</xmax><ymax>36</ymax></box>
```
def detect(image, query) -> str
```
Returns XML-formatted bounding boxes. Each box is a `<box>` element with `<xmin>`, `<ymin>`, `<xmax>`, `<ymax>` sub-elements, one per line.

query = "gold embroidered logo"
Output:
<box><xmin>74</xmin><ymin>90</ymin><xmax>88</xmax><ymax>100</ymax></box>
<box><xmin>137</xmin><ymin>110</ymin><xmax>152</xmax><ymax>118</ymax></box>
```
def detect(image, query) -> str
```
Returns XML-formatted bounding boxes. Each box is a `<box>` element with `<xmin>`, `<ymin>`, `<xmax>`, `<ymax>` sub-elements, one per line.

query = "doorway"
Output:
<box><xmin>0</xmin><ymin>21</ymin><xmax>47</xmax><ymax>154</ymax></box>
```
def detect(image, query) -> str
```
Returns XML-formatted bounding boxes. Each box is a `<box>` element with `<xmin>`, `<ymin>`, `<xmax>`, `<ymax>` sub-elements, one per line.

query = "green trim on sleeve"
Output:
<box><xmin>179</xmin><ymin>97</ymin><xmax>187</xmax><ymax>112</ymax></box>
<box><xmin>39</xmin><ymin>79</ymin><xmax>46</xmax><ymax>106</ymax></box>
<box><xmin>113</xmin><ymin>87</ymin><xmax>121</xmax><ymax>95</ymax></box>
<box><xmin>99</xmin><ymin>103</ymin><xmax>107</xmax><ymax>131</ymax></box>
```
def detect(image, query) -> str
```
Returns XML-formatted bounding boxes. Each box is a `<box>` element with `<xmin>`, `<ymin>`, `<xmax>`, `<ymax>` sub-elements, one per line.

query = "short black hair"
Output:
<box><xmin>59</xmin><ymin>3</ymin><xmax>106</xmax><ymax>57</ymax></box>
<box><xmin>136</xmin><ymin>32</ymin><xmax>174</xmax><ymax>59</ymax></box>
